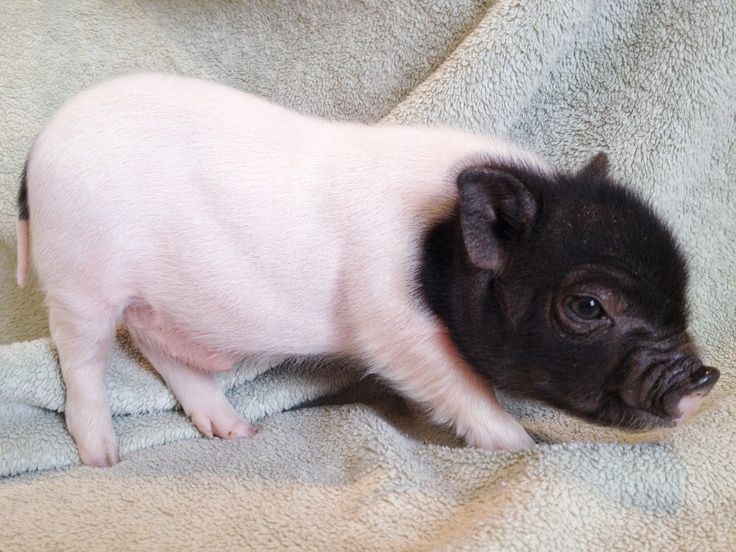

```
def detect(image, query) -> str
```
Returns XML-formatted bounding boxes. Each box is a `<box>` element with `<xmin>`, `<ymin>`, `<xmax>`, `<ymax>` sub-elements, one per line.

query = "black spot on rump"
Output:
<box><xmin>17</xmin><ymin>159</ymin><xmax>29</xmax><ymax>220</ymax></box>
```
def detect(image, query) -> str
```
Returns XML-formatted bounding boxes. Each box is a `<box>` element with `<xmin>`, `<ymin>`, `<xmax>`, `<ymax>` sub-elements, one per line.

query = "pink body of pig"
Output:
<box><xmin>18</xmin><ymin>73</ymin><xmax>543</xmax><ymax>466</ymax></box>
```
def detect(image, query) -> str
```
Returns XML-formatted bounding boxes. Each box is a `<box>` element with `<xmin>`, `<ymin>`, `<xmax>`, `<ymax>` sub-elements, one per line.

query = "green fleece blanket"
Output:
<box><xmin>1</xmin><ymin>1</ymin><xmax>734</xmax><ymax>549</ymax></box>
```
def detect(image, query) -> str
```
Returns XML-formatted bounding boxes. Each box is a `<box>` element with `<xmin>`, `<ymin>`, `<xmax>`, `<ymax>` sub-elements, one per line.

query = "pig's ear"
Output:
<box><xmin>457</xmin><ymin>168</ymin><xmax>538</xmax><ymax>273</ymax></box>
<box><xmin>579</xmin><ymin>152</ymin><xmax>609</xmax><ymax>177</ymax></box>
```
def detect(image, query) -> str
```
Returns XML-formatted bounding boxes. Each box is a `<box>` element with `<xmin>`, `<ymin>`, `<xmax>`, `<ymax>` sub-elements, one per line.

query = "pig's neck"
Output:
<box><xmin>417</xmin><ymin>211</ymin><xmax>498</xmax><ymax>363</ymax></box>
<box><xmin>418</xmin><ymin>207</ymin><xmax>530</xmax><ymax>388</ymax></box>
<box><xmin>417</xmin><ymin>212</ymin><xmax>458</xmax><ymax>325</ymax></box>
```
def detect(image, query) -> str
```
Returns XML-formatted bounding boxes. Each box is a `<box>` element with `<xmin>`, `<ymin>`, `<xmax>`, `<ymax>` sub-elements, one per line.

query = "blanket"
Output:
<box><xmin>1</xmin><ymin>0</ymin><xmax>734</xmax><ymax>549</ymax></box>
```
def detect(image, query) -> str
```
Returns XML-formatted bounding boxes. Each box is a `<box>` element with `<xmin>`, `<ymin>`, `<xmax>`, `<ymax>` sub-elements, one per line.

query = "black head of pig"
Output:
<box><xmin>420</xmin><ymin>152</ymin><xmax>719</xmax><ymax>430</ymax></box>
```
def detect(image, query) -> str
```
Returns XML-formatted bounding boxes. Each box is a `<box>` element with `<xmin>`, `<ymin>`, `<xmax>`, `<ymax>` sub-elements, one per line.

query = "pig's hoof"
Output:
<box><xmin>76</xmin><ymin>435</ymin><xmax>120</xmax><ymax>467</ymax></box>
<box><xmin>190</xmin><ymin>410</ymin><xmax>256</xmax><ymax>440</ymax></box>
<box><xmin>466</xmin><ymin>419</ymin><xmax>535</xmax><ymax>452</ymax></box>
<box><xmin>67</xmin><ymin>415</ymin><xmax>120</xmax><ymax>467</ymax></box>
<box><xmin>499</xmin><ymin>429</ymin><xmax>535</xmax><ymax>452</ymax></box>
<box><xmin>471</xmin><ymin>432</ymin><xmax>535</xmax><ymax>452</ymax></box>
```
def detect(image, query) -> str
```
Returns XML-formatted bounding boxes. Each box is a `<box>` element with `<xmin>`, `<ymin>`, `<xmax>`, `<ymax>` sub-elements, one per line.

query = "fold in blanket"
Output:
<box><xmin>0</xmin><ymin>0</ymin><xmax>734</xmax><ymax>549</ymax></box>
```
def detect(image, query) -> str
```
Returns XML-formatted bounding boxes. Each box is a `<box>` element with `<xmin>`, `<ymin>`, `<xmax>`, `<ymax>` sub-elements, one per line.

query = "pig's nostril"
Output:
<box><xmin>689</xmin><ymin>365</ymin><xmax>720</xmax><ymax>394</ymax></box>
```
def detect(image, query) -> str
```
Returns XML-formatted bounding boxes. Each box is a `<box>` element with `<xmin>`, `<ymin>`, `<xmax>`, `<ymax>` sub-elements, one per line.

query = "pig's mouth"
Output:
<box><xmin>617</xmin><ymin>363</ymin><xmax>720</xmax><ymax>428</ymax></box>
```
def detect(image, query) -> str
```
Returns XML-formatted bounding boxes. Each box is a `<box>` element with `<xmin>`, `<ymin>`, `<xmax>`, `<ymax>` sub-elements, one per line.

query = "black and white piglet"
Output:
<box><xmin>16</xmin><ymin>73</ymin><xmax>719</xmax><ymax>466</ymax></box>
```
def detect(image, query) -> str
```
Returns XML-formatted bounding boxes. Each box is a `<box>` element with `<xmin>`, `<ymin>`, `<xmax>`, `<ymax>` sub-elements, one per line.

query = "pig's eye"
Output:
<box><xmin>566</xmin><ymin>295</ymin><xmax>604</xmax><ymax>320</ymax></box>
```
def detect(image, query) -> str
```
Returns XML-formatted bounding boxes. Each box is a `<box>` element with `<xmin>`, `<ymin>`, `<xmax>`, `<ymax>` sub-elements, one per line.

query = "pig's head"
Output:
<box><xmin>420</xmin><ymin>152</ymin><xmax>719</xmax><ymax>430</ymax></box>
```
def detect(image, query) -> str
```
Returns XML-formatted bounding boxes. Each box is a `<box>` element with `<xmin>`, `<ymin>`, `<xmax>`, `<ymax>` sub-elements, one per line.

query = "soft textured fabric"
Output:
<box><xmin>1</xmin><ymin>1</ymin><xmax>734</xmax><ymax>549</ymax></box>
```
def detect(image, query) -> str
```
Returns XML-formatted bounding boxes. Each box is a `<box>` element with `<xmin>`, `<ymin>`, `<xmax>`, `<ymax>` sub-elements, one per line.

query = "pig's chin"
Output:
<box><xmin>617</xmin><ymin>405</ymin><xmax>678</xmax><ymax>431</ymax></box>
<box><xmin>584</xmin><ymin>403</ymin><xmax>674</xmax><ymax>432</ymax></box>
<box><xmin>567</xmin><ymin>392</ymin><xmax>679</xmax><ymax>431</ymax></box>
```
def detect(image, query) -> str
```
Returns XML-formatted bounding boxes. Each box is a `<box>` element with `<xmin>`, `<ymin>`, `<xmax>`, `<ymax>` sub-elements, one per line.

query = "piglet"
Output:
<box><xmin>16</xmin><ymin>73</ymin><xmax>719</xmax><ymax>466</ymax></box>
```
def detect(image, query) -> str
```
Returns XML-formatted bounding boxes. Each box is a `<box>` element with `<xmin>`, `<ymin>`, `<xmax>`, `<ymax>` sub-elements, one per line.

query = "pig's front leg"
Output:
<box><xmin>363</xmin><ymin>321</ymin><xmax>534</xmax><ymax>451</ymax></box>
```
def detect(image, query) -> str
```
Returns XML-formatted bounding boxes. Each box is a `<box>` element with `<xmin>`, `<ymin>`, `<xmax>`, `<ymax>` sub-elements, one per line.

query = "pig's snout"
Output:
<box><xmin>676</xmin><ymin>365</ymin><xmax>720</xmax><ymax>423</ymax></box>
<box><xmin>688</xmin><ymin>365</ymin><xmax>720</xmax><ymax>393</ymax></box>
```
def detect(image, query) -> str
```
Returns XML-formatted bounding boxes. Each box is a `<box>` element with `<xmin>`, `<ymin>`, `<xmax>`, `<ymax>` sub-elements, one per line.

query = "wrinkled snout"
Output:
<box><xmin>676</xmin><ymin>365</ymin><xmax>720</xmax><ymax>423</ymax></box>
<box><xmin>619</xmin><ymin>340</ymin><xmax>721</xmax><ymax>428</ymax></box>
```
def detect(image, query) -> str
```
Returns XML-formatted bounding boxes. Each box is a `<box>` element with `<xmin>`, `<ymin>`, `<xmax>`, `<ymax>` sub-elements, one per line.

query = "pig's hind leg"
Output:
<box><xmin>48</xmin><ymin>297</ymin><xmax>121</xmax><ymax>467</ymax></box>
<box><xmin>137</xmin><ymin>345</ymin><xmax>255</xmax><ymax>439</ymax></box>
<box><xmin>124</xmin><ymin>314</ymin><xmax>255</xmax><ymax>440</ymax></box>
<box><xmin>136</xmin><ymin>346</ymin><xmax>256</xmax><ymax>439</ymax></box>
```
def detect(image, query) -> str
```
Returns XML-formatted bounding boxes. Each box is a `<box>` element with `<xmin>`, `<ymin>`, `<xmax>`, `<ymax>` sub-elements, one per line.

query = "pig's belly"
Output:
<box><xmin>122</xmin><ymin>291</ymin><xmax>345</xmax><ymax>372</ymax></box>
<box><xmin>123</xmin><ymin>300</ymin><xmax>242</xmax><ymax>371</ymax></box>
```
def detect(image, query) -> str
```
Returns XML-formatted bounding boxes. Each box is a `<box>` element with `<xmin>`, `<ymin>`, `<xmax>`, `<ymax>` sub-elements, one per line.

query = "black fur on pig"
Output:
<box><xmin>17</xmin><ymin>160</ymin><xmax>29</xmax><ymax>220</ymax></box>
<box><xmin>418</xmin><ymin>153</ymin><xmax>718</xmax><ymax>430</ymax></box>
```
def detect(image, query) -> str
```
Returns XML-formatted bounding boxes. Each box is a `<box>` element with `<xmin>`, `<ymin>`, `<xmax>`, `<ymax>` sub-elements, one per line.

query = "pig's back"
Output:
<box><xmin>24</xmin><ymin>73</ymin><xmax>541</xmax><ymax>356</ymax></box>
<box><xmin>26</xmin><ymin>73</ymin><xmax>353</xmax><ymax>353</ymax></box>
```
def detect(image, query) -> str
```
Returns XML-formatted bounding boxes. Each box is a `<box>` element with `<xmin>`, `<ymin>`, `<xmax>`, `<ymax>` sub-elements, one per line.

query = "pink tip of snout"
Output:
<box><xmin>675</xmin><ymin>394</ymin><xmax>707</xmax><ymax>424</ymax></box>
